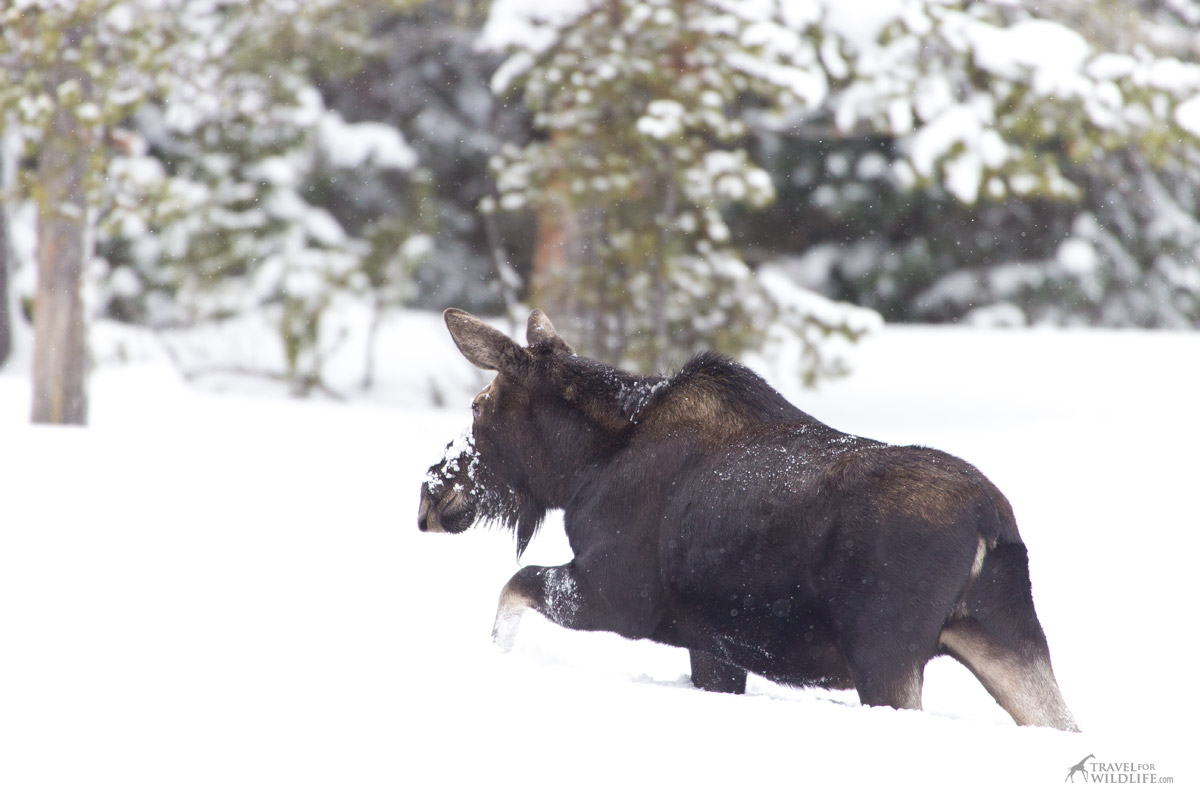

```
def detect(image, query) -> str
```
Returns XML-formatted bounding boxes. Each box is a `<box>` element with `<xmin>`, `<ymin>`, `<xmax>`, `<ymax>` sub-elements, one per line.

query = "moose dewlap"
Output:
<box><xmin>417</xmin><ymin>308</ymin><xmax>1078</xmax><ymax>732</ymax></box>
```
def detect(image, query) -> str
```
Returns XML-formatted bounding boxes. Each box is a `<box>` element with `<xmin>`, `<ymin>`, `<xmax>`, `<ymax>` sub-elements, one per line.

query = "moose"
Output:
<box><xmin>417</xmin><ymin>308</ymin><xmax>1079</xmax><ymax>731</ymax></box>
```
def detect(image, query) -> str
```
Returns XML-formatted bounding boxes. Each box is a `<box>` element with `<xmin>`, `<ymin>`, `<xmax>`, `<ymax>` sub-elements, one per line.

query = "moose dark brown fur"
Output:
<box><xmin>417</xmin><ymin>308</ymin><xmax>1079</xmax><ymax>731</ymax></box>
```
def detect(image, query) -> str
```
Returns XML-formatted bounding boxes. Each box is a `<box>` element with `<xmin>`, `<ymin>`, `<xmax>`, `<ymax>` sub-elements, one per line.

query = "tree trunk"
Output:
<box><xmin>652</xmin><ymin>149</ymin><xmax>677</xmax><ymax>373</ymax></box>
<box><xmin>32</xmin><ymin>138</ymin><xmax>89</xmax><ymax>424</ymax></box>
<box><xmin>530</xmin><ymin>129</ymin><xmax>590</xmax><ymax>350</ymax></box>
<box><xmin>0</xmin><ymin>142</ymin><xmax>10</xmax><ymax>370</ymax></box>
<box><xmin>530</xmin><ymin>192</ymin><xmax>576</xmax><ymax>325</ymax></box>
<box><xmin>31</xmin><ymin>31</ymin><xmax>92</xmax><ymax>425</ymax></box>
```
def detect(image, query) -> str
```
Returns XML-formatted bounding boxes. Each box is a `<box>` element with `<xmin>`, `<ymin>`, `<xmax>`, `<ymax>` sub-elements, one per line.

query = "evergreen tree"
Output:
<box><xmin>10</xmin><ymin>0</ymin><xmax>1197</xmax><ymax>404</ymax></box>
<box><xmin>0</xmin><ymin>0</ymin><xmax>173</xmax><ymax>422</ymax></box>
<box><xmin>483</xmin><ymin>0</ymin><xmax>875</xmax><ymax>376</ymax></box>
<box><xmin>100</xmin><ymin>0</ymin><xmax>434</xmax><ymax>395</ymax></box>
<box><xmin>0</xmin><ymin>128</ymin><xmax>10</xmax><ymax>369</ymax></box>
<box><xmin>754</xmin><ymin>0</ymin><xmax>1200</xmax><ymax>327</ymax></box>
<box><xmin>316</xmin><ymin>0</ymin><xmax>527</xmax><ymax>319</ymax></box>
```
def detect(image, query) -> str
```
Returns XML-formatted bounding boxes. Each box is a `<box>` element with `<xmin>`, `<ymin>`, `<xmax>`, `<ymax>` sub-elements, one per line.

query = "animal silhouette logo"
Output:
<box><xmin>1065</xmin><ymin>754</ymin><xmax>1095</xmax><ymax>783</ymax></box>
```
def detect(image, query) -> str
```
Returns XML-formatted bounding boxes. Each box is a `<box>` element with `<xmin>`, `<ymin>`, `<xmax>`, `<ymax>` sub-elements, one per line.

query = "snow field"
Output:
<box><xmin>1</xmin><ymin>318</ymin><xmax>1197</xmax><ymax>797</ymax></box>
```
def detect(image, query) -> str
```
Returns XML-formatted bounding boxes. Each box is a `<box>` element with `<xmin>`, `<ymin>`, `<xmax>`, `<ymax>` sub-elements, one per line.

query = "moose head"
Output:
<box><xmin>418</xmin><ymin>308</ymin><xmax>647</xmax><ymax>555</ymax></box>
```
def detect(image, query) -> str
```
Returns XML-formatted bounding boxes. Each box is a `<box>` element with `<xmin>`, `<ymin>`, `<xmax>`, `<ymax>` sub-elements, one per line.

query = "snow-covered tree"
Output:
<box><xmin>766</xmin><ymin>0</ymin><xmax>1200</xmax><ymax>327</ymax></box>
<box><xmin>838</xmin><ymin>0</ymin><xmax>1200</xmax><ymax>206</ymax></box>
<box><xmin>0</xmin><ymin>0</ymin><xmax>177</xmax><ymax>423</ymax></box>
<box><xmin>481</xmin><ymin>0</ymin><xmax>876</xmax><ymax>376</ymax></box>
<box><xmin>0</xmin><ymin>0</ymin><xmax>439</xmax><ymax>399</ymax></box>
<box><xmin>316</xmin><ymin>1</ymin><xmax>529</xmax><ymax>318</ymax></box>
<box><xmin>0</xmin><ymin>129</ymin><xmax>11</xmax><ymax>369</ymax></box>
<box><xmin>101</xmin><ymin>0</ymin><xmax>433</xmax><ymax>395</ymax></box>
<box><xmin>481</xmin><ymin>0</ymin><xmax>1200</xmax><ymax>372</ymax></box>
<box><xmin>11</xmin><ymin>0</ymin><xmax>1198</xmax><ymax>405</ymax></box>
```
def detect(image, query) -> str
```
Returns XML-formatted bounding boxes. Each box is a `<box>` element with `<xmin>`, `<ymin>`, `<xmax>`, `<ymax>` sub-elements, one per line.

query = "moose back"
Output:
<box><xmin>417</xmin><ymin>309</ymin><xmax>1078</xmax><ymax>731</ymax></box>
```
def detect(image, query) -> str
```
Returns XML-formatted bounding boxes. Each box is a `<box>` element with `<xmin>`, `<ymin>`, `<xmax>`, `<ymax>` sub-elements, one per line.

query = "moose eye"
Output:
<box><xmin>472</xmin><ymin>383</ymin><xmax>493</xmax><ymax>420</ymax></box>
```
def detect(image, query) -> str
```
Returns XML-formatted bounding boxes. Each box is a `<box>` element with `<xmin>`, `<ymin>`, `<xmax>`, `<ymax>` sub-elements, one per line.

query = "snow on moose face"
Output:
<box><xmin>417</xmin><ymin>372</ymin><xmax>543</xmax><ymax>529</ymax></box>
<box><xmin>416</xmin><ymin>429</ymin><xmax>478</xmax><ymax>534</ymax></box>
<box><xmin>415</xmin><ymin>414</ymin><xmax>539</xmax><ymax>544</ymax></box>
<box><xmin>415</xmin><ymin>390</ymin><xmax>534</xmax><ymax>539</ymax></box>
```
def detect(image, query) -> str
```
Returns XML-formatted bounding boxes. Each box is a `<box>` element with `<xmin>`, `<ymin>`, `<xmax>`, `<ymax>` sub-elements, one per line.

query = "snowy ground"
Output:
<box><xmin>1</xmin><ymin>315</ymin><xmax>1196</xmax><ymax>797</ymax></box>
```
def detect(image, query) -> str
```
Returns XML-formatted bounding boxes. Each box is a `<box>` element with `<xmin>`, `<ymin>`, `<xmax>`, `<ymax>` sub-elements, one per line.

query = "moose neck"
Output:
<box><xmin>526</xmin><ymin>359</ymin><xmax>671</xmax><ymax>508</ymax></box>
<box><xmin>528</xmin><ymin>400</ymin><xmax>627</xmax><ymax>509</ymax></box>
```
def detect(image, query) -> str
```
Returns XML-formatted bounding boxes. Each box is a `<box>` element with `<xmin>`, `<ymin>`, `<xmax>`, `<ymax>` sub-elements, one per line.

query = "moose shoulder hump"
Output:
<box><xmin>635</xmin><ymin>351</ymin><xmax>821</xmax><ymax>436</ymax></box>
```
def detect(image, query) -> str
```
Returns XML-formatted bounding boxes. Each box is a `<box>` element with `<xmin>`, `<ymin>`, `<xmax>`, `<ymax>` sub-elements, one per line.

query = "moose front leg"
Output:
<box><xmin>491</xmin><ymin>564</ymin><xmax>587</xmax><ymax>652</ymax></box>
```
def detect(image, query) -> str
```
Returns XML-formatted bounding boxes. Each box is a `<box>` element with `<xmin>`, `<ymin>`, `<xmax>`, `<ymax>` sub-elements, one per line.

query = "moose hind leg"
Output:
<box><xmin>939</xmin><ymin>619</ymin><xmax>1079</xmax><ymax>731</ymax></box>
<box><xmin>833</xmin><ymin>620</ymin><xmax>926</xmax><ymax>710</ymax></box>
<box><xmin>689</xmin><ymin>650</ymin><xmax>748</xmax><ymax>694</ymax></box>
<box><xmin>833</xmin><ymin>612</ymin><xmax>930</xmax><ymax>711</ymax></box>
<box><xmin>491</xmin><ymin>563</ymin><xmax>584</xmax><ymax>652</ymax></box>
<box><xmin>945</xmin><ymin>541</ymin><xmax>1079</xmax><ymax>731</ymax></box>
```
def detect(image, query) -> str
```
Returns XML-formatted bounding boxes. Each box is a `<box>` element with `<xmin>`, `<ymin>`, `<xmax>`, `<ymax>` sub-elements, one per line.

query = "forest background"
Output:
<box><xmin>2</xmin><ymin>0</ymin><xmax>1200</xmax><ymax>420</ymax></box>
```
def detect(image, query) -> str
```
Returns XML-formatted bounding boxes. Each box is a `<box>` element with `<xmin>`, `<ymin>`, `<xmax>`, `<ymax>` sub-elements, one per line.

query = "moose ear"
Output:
<box><xmin>526</xmin><ymin>309</ymin><xmax>573</xmax><ymax>355</ymax></box>
<box><xmin>444</xmin><ymin>309</ymin><xmax>526</xmax><ymax>373</ymax></box>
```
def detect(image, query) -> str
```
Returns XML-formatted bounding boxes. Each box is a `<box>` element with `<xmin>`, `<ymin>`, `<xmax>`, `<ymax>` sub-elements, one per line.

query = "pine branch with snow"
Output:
<box><xmin>482</xmin><ymin>0</ymin><xmax>872</xmax><ymax>380</ymax></box>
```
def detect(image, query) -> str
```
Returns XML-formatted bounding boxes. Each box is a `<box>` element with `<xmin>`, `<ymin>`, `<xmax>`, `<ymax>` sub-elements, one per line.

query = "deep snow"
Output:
<box><xmin>1</xmin><ymin>315</ymin><xmax>1196</xmax><ymax>797</ymax></box>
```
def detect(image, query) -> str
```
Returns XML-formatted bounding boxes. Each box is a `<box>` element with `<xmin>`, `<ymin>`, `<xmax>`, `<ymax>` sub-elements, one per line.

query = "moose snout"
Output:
<box><xmin>416</xmin><ymin>484</ymin><xmax>444</xmax><ymax>532</ymax></box>
<box><xmin>416</xmin><ymin>479</ymin><xmax>478</xmax><ymax>534</ymax></box>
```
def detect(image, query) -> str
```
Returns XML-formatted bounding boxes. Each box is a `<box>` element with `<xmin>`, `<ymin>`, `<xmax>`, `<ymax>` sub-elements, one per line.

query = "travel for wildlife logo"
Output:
<box><xmin>1065</xmin><ymin>755</ymin><xmax>1174</xmax><ymax>784</ymax></box>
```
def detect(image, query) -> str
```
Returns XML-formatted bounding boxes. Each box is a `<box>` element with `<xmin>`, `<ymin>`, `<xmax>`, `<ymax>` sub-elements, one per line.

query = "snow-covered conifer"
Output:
<box><xmin>482</xmin><ymin>0</ymin><xmax>875</xmax><ymax>378</ymax></box>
